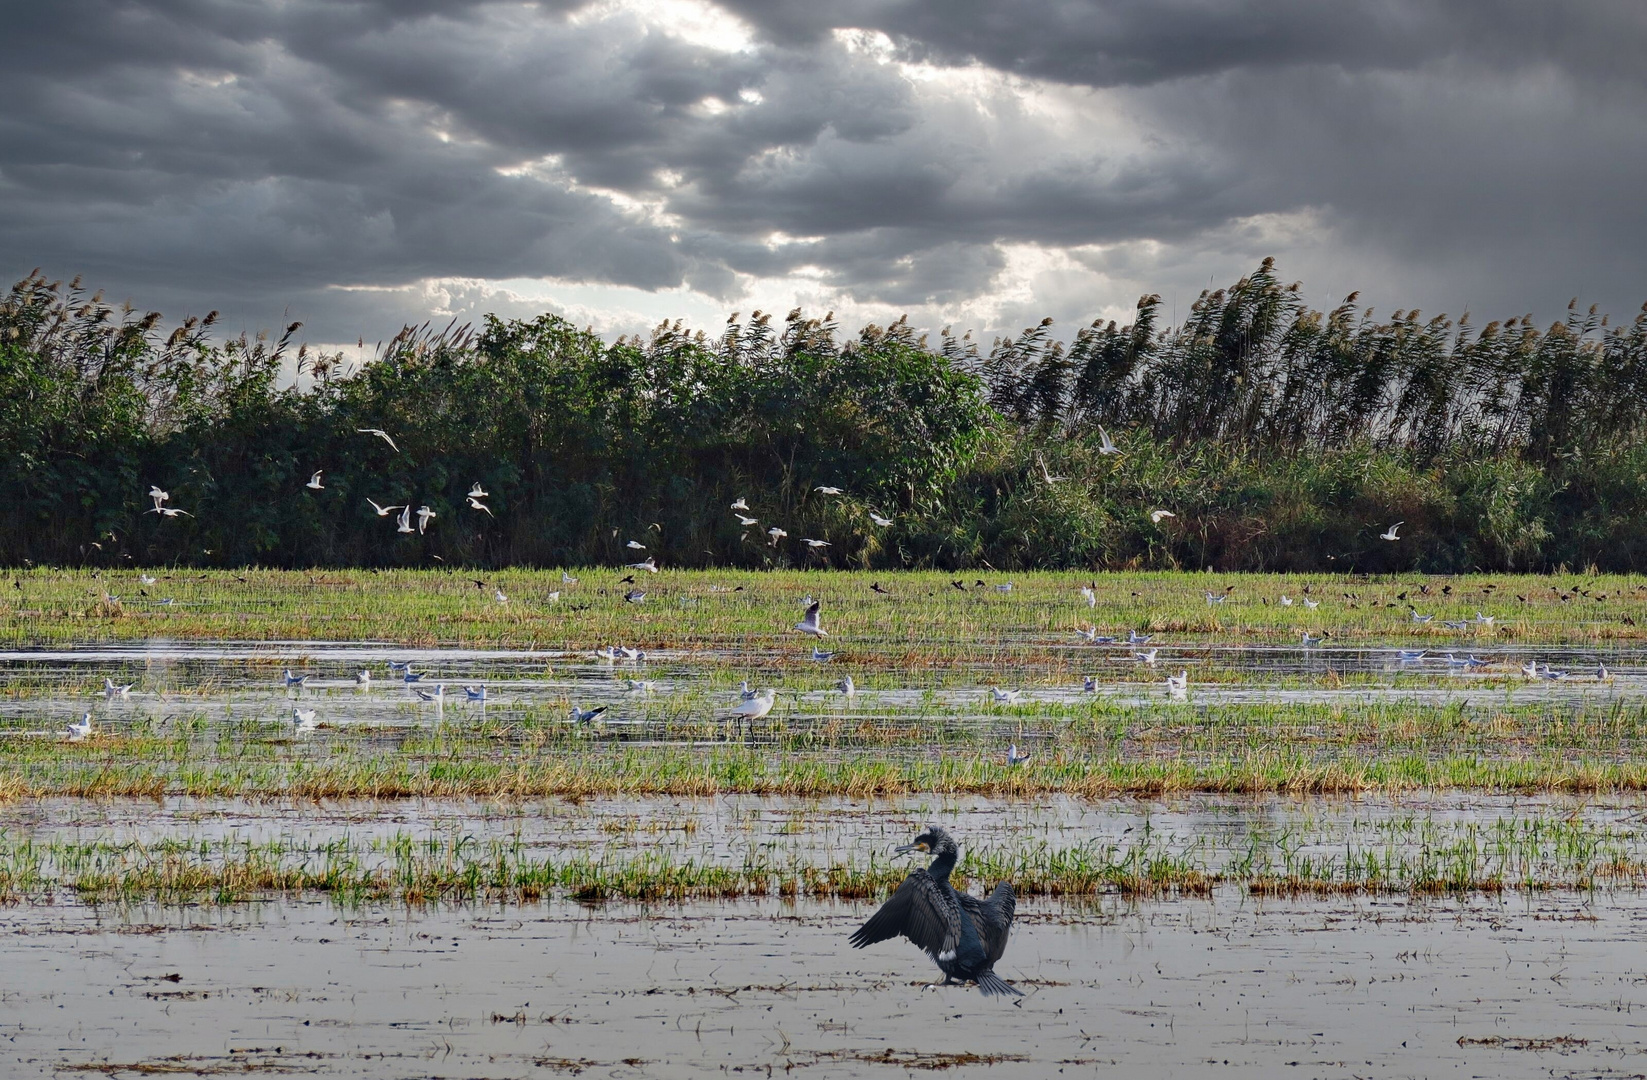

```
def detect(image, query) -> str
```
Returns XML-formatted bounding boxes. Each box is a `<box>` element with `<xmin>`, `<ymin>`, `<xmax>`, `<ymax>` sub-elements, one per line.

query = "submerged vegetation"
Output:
<box><xmin>6</xmin><ymin>264</ymin><xmax>1647</xmax><ymax>571</ymax></box>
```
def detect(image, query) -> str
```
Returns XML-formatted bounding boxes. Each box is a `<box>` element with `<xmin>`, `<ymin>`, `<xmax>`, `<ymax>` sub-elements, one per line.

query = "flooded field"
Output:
<box><xmin>8</xmin><ymin>888</ymin><xmax>1647</xmax><ymax>1077</ymax></box>
<box><xmin>5</xmin><ymin>571</ymin><xmax>1647</xmax><ymax>1075</ymax></box>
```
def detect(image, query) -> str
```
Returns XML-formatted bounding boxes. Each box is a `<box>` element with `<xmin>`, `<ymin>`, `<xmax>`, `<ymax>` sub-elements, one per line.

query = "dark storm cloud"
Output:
<box><xmin>1</xmin><ymin>0</ymin><xmax>1643</xmax><ymax>343</ymax></box>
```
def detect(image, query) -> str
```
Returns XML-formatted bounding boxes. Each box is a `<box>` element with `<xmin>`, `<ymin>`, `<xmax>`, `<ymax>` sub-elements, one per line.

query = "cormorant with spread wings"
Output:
<box><xmin>849</xmin><ymin>825</ymin><xmax>1019</xmax><ymax>996</ymax></box>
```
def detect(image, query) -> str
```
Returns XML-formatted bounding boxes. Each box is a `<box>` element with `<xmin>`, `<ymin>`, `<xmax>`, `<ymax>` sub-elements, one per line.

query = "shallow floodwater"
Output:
<box><xmin>0</xmin><ymin>639</ymin><xmax>1641</xmax><ymax>745</ymax></box>
<box><xmin>5</xmin><ymin>890</ymin><xmax>1647</xmax><ymax>1078</ymax></box>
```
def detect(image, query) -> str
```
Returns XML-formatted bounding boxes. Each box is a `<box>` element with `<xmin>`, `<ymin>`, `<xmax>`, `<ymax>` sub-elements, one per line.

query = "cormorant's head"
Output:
<box><xmin>896</xmin><ymin>826</ymin><xmax>956</xmax><ymax>856</ymax></box>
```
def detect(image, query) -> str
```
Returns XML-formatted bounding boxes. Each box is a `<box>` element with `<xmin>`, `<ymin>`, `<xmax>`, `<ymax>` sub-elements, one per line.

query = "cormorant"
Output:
<box><xmin>849</xmin><ymin>826</ymin><xmax>1019</xmax><ymax>996</ymax></box>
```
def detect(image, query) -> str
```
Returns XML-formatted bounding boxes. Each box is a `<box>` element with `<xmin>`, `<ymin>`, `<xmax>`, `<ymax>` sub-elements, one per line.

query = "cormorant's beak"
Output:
<box><xmin>894</xmin><ymin>841</ymin><xmax>929</xmax><ymax>854</ymax></box>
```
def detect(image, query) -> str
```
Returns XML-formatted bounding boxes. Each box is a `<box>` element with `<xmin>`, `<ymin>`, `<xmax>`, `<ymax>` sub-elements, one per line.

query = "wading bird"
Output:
<box><xmin>356</xmin><ymin>428</ymin><xmax>399</xmax><ymax>452</ymax></box>
<box><xmin>849</xmin><ymin>826</ymin><xmax>1018</xmax><ymax>996</ymax></box>
<box><xmin>726</xmin><ymin>688</ymin><xmax>776</xmax><ymax>721</ymax></box>
<box><xmin>794</xmin><ymin>600</ymin><xmax>826</xmax><ymax>637</ymax></box>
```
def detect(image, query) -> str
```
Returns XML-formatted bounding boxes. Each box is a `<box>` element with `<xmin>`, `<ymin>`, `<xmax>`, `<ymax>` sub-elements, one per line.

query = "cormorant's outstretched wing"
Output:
<box><xmin>958</xmin><ymin>882</ymin><xmax>1016</xmax><ymax>964</ymax></box>
<box><xmin>849</xmin><ymin>869</ymin><xmax>961</xmax><ymax>958</ymax></box>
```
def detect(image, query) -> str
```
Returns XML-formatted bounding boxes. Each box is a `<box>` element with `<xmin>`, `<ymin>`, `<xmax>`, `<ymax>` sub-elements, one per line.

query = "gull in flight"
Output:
<box><xmin>623</xmin><ymin>589</ymin><xmax>647</xmax><ymax>604</ymax></box>
<box><xmin>1475</xmin><ymin>612</ymin><xmax>1495</xmax><ymax>626</ymax></box>
<box><xmin>810</xmin><ymin>645</ymin><xmax>836</xmax><ymax>662</ymax></box>
<box><xmin>293</xmin><ymin>708</ymin><xmax>318</xmax><ymax>733</ymax></box>
<box><xmin>1165</xmin><ymin>670</ymin><xmax>1188</xmax><ymax>697</ymax></box>
<box><xmin>66</xmin><ymin>712</ymin><xmax>93</xmax><ymax>741</ymax></box>
<box><xmin>1279</xmin><ymin>595</ymin><xmax>1293</xmax><ymax>607</ymax></box>
<box><xmin>283</xmin><ymin>669</ymin><xmax>309</xmax><ymax>688</ymax></box>
<box><xmin>990</xmin><ymin>687</ymin><xmax>1021</xmax><ymax>704</ymax></box>
<box><xmin>357</xmin><ymin>428</ymin><xmax>399</xmax><ymax>452</ymax></box>
<box><xmin>836</xmin><ymin>675</ymin><xmax>855</xmax><ymax>696</ymax></box>
<box><xmin>306</xmin><ymin>470</ymin><xmax>324</xmax><ymax>491</ymax></box>
<box><xmin>626</xmin><ymin>556</ymin><xmax>658</xmax><ymax>573</ymax></box>
<box><xmin>1204</xmin><ymin>590</ymin><xmax>1227</xmax><ymax>605</ymax></box>
<box><xmin>1410</xmin><ymin>608</ymin><xmax>1434</xmax><ymax>624</ymax></box>
<box><xmin>1127</xmin><ymin>629</ymin><xmax>1152</xmax><ymax>645</ymax></box>
<box><xmin>355</xmin><ymin>669</ymin><xmax>371</xmax><ymax>686</ymax></box>
<box><xmin>794</xmin><ymin>600</ymin><xmax>826</xmax><ymax>637</ymax></box>
<box><xmin>148</xmin><ymin>506</ymin><xmax>192</xmax><ymax>518</ymax></box>
<box><xmin>1080</xmin><ymin>585</ymin><xmax>1096</xmax><ymax>607</ymax></box>
<box><xmin>1303</xmin><ymin>597</ymin><xmax>1320</xmax><ymax>610</ymax></box>
<box><xmin>367</xmin><ymin>498</ymin><xmax>403</xmax><ymax>517</ymax></box>
<box><xmin>103</xmin><ymin>677</ymin><xmax>134</xmax><ymax>698</ymax></box>
<box><xmin>626</xmin><ymin>540</ymin><xmax>646</xmax><ymax>550</ymax></box>
<box><xmin>735</xmin><ymin>514</ymin><xmax>759</xmax><ymax>526</ymax></box>
<box><xmin>726</xmin><ymin>688</ymin><xmax>776</xmax><ymax>720</ymax></box>
<box><xmin>570</xmin><ymin>703</ymin><xmax>608</xmax><ymax>724</ymax></box>
<box><xmin>1133</xmin><ymin>649</ymin><xmax>1159</xmax><ymax>665</ymax></box>
<box><xmin>1096</xmin><ymin>426</ymin><xmax>1122</xmax><ymax>456</ymax></box>
<box><xmin>814</xmin><ymin>485</ymin><xmax>844</xmax><ymax>495</ymax></box>
<box><xmin>1380</xmin><ymin>522</ymin><xmax>1404</xmax><ymax>541</ymax></box>
<box><xmin>415</xmin><ymin>506</ymin><xmax>435</xmax><ymax>534</ymax></box>
<box><xmin>139</xmin><ymin>574</ymin><xmax>156</xmax><ymax>585</ymax></box>
<box><xmin>493</xmin><ymin>587</ymin><xmax>508</xmax><ymax>604</ymax></box>
<box><xmin>767</xmin><ymin>527</ymin><xmax>787</xmax><ymax>545</ymax></box>
<box><xmin>396</xmin><ymin>506</ymin><xmax>414</xmax><ymax>534</ymax></box>
<box><xmin>467</xmin><ymin>497</ymin><xmax>494</xmax><ymax>517</ymax></box>
<box><xmin>730</xmin><ymin>497</ymin><xmax>750</xmax><ymax>512</ymax></box>
<box><xmin>802</xmin><ymin>538</ymin><xmax>831</xmax><ymax>549</ymax></box>
<box><xmin>545</xmin><ymin>590</ymin><xmax>560</xmax><ymax>602</ymax></box>
<box><xmin>1005</xmin><ymin>743</ymin><xmax>1030</xmax><ymax>766</ymax></box>
<box><xmin>562</xmin><ymin>571</ymin><xmax>578</xmax><ymax>584</ymax></box>
<box><xmin>995</xmin><ymin>582</ymin><xmax>1013</xmax><ymax>593</ymax></box>
<box><xmin>1150</xmin><ymin>509</ymin><xmax>1176</xmax><ymax>524</ymax></box>
<box><xmin>1035</xmin><ymin>452</ymin><xmax>1066</xmax><ymax>484</ymax></box>
<box><xmin>869</xmin><ymin>512</ymin><xmax>894</xmax><ymax>527</ymax></box>
<box><xmin>468</xmin><ymin>483</ymin><xmax>488</xmax><ymax>499</ymax></box>
<box><xmin>1301</xmin><ymin>631</ymin><xmax>1325</xmax><ymax>647</ymax></box>
<box><xmin>148</xmin><ymin>485</ymin><xmax>169</xmax><ymax>510</ymax></box>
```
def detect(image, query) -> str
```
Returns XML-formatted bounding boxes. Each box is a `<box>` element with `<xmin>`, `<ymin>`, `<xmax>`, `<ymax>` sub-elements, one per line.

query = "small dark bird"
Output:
<box><xmin>472</xmin><ymin>579</ymin><xmax>487</xmax><ymax>590</ymax></box>
<box><xmin>951</xmin><ymin>580</ymin><xmax>967</xmax><ymax>591</ymax></box>
<box><xmin>849</xmin><ymin>826</ymin><xmax>1019</xmax><ymax>996</ymax></box>
<box><xmin>619</xmin><ymin>574</ymin><xmax>636</xmax><ymax>584</ymax></box>
<box><xmin>871</xmin><ymin>582</ymin><xmax>890</xmax><ymax>595</ymax></box>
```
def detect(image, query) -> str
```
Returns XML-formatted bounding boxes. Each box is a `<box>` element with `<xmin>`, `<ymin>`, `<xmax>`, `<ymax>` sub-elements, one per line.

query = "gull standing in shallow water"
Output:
<box><xmin>849</xmin><ymin>826</ymin><xmax>1019</xmax><ymax>996</ymax></box>
<box><xmin>726</xmin><ymin>688</ymin><xmax>776</xmax><ymax>721</ymax></box>
<box><xmin>1166</xmin><ymin>670</ymin><xmax>1188</xmax><ymax>697</ymax></box>
<box><xmin>66</xmin><ymin>713</ymin><xmax>93</xmax><ymax>741</ymax></box>
<box><xmin>355</xmin><ymin>669</ymin><xmax>371</xmax><ymax>687</ymax></box>
<box><xmin>1005</xmin><ymin>743</ymin><xmax>1030</xmax><ymax>765</ymax></box>
<box><xmin>569</xmin><ymin>704</ymin><xmax>607</xmax><ymax>725</ymax></box>
<box><xmin>836</xmin><ymin>675</ymin><xmax>855</xmax><ymax>696</ymax></box>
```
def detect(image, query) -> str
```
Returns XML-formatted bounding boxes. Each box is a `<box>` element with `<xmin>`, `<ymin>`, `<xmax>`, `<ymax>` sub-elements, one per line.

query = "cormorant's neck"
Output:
<box><xmin>927</xmin><ymin>847</ymin><xmax>957</xmax><ymax>882</ymax></box>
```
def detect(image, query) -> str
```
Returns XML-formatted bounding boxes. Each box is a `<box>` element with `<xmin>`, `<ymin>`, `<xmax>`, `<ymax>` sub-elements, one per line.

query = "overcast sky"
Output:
<box><xmin>4</xmin><ymin>0</ymin><xmax>1644</xmax><ymax>353</ymax></box>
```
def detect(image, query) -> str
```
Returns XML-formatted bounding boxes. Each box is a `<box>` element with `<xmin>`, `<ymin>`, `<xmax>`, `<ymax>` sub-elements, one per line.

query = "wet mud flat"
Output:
<box><xmin>7</xmin><ymin>890</ymin><xmax>1647</xmax><ymax>1078</ymax></box>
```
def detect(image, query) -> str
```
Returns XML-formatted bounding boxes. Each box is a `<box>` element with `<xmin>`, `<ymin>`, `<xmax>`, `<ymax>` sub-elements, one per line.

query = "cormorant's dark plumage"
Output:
<box><xmin>849</xmin><ymin>826</ymin><xmax>1019</xmax><ymax>996</ymax></box>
